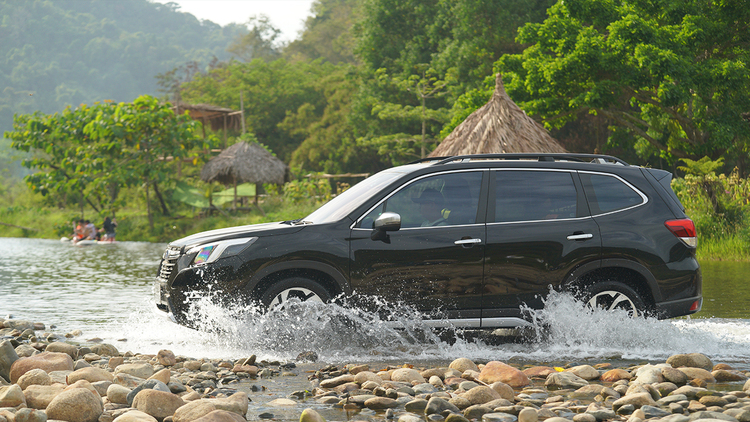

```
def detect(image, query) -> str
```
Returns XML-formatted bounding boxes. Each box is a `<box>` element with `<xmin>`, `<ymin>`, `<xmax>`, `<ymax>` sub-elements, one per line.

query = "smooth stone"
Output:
<box><xmin>545</xmin><ymin>372</ymin><xmax>588</xmax><ymax>389</ymax></box>
<box><xmin>14</xmin><ymin>408</ymin><xmax>48</xmax><ymax>422</ymax></box>
<box><xmin>574</xmin><ymin>414</ymin><xmax>596</xmax><ymax>422</ymax></box>
<box><xmin>88</xmin><ymin>344</ymin><xmax>119</xmax><ymax>357</ymax></box>
<box><xmin>0</xmin><ymin>384</ymin><xmax>26</xmax><ymax>408</ymax></box>
<box><xmin>211</xmin><ymin>393</ymin><xmax>249</xmax><ymax>416</ymax></box>
<box><xmin>671</xmin><ymin>386</ymin><xmax>706</xmax><ymax>400</ymax></box>
<box><xmin>612</xmin><ymin>393</ymin><xmax>657</xmax><ymax>411</ymax></box>
<box><xmin>300</xmin><ymin>408</ymin><xmax>326</xmax><ymax>422</ymax></box>
<box><xmin>700</xmin><ymin>396</ymin><xmax>729</xmax><ymax>407</ymax></box>
<box><xmin>567</xmin><ymin>365</ymin><xmax>600</xmax><ymax>381</ymax></box>
<box><xmin>355</xmin><ymin>371</ymin><xmax>382</xmax><ymax>385</ymax></box>
<box><xmin>713</xmin><ymin>370</ymin><xmax>746</xmax><ymax>382</ymax></box>
<box><xmin>450</xmin><ymin>396</ymin><xmax>472</xmax><ymax>410</ymax></box>
<box><xmin>601</xmin><ymin>369</ymin><xmax>631</xmax><ymax>382</ymax></box>
<box><xmin>45</xmin><ymin>342</ymin><xmax>78</xmax><ymax>360</ymax></box>
<box><xmin>659</xmin><ymin>416</ymin><xmax>690</xmax><ymax>422</ymax></box>
<box><xmin>126</xmin><ymin>379</ymin><xmax>170</xmax><ymax>406</ymax></box>
<box><xmin>46</xmin><ymin>388</ymin><xmax>104</xmax><ymax>422</ymax></box>
<box><xmin>654</xmin><ymin>382</ymin><xmax>679</xmax><ymax>396</ymax></box>
<box><xmin>17</xmin><ymin>368</ymin><xmax>51</xmax><ymax>390</ymax></box>
<box><xmin>68</xmin><ymin>366</ymin><xmax>114</xmax><ymax>384</ymax></box>
<box><xmin>192</xmin><ymin>410</ymin><xmax>246</xmax><ymax>422</ymax></box>
<box><xmin>518</xmin><ymin>408</ymin><xmax>538</xmax><ymax>422</ymax></box>
<box><xmin>465</xmin><ymin>405</ymin><xmax>494</xmax><ymax>420</ymax></box>
<box><xmin>426</xmin><ymin>397</ymin><xmax>460</xmax><ymax>415</ymax></box>
<box><xmin>523</xmin><ymin>367</ymin><xmax>556</xmax><ymax>380</ymax></box>
<box><xmin>23</xmin><ymin>384</ymin><xmax>65</xmax><ymax>409</ymax></box>
<box><xmin>723</xmin><ymin>409</ymin><xmax>750</xmax><ymax>422</ymax></box>
<box><xmin>173</xmin><ymin>400</ymin><xmax>217</xmax><ymax>422</ymax></box>
<box><xmin>114</xmin><ymin>373</ymin><xmax>146</xmax><ymax>389</ymax></box>
<box><xmin>406</xmin><ymin>399</ymin><xmax>429</xmax><ymax>412</ymax></box>
<box><xmin>667</xmin><ymin>354</ymin><xmax>713</xmax><ymax>371</ymax></box>
<box><xmin>107</xmin><ymin>384</ymin><xmax>132</xmax><ymax>405</ymax></box>
<box><xmin>112</xmin><ymin>410</ymin><xmax>158</xmax><ymax>422</ymax></box>
<box><xmin>479</xmin><ymin>362</ymin><xmax>530</xmax><ymax>388</ymax></box>
<box><xmin>679</xmin><ymin>368</ymin><xmax>716</xmax><ymax>383</ymax></box>
<box><xmin>9</xmin><ymin>352</ymin><xmax>74</xmax><ymax>383</ymax></box>
<box><xmin>460</xmin><ymin>381</ymin><xmax>480</xmax><ymax>390</ymax></box>
<box><xmin>399</xmin><ymin>413</ymin><xmax>423</xmax><ymax>422</ymax></box>
<box><xmin>92</xmin><ymin>380</ymin><xmax>112</xmax><ymax>397</ymax></box>
<box><xmin>490</xmin><ymin>382</ymin><xmax>514</xmax><ymax>401</ymax></box>
<box><xmin>148</xmin><ymin>368</ymin><xmax>171</xmax><ymax>385</ymax></box>
<box><xmin>391</xmin><ymin>368</ymin><xmax>426</xmax><ymax>384</ymax></box>
<box><xmin>446</xmin><ymin>414</ymin><xmax>470</xmax><ymax>422</ymax></box>
<box><xmin>687</xmin><ymin>412</ymin><xmax>736</xmax><ymax>422</ymax></box>
<box><xmin>659</xmin><ymin>394</ymin><xmax>689</xmax><ymax>405</ymax></box>
<box><xmin>132</xmin><ymin>389</ymin><xmax>186</xmax><ymax>420</ymax></box>
<box><xmin>156</xmin><ymin>350</ymin><xmax>176</xmax><ymax>367</ymax></box>
<box><xmin>115</xmin><ymin>363</ymin><xmax>155</xmax><ymax>380</ymax></box>
<box><xmin>430</xmin><ymin>376</ymin><xmax>444</xmax><ymax>388</ymax></box>
<box><xmin>463</xmin><ymin>386</ymin><xmax>503</xmax><ymax>405</ymax></box>
<box><xmin>268</xmin><ymin>398</ymin><xmax>297</xmax><ymax>406</ymax></box>
<box><xmin>365</xmin><ymin>396</ymin><xmax>400</xmax><ymax>409</ymax></box>
<box><xmin>415</xmin><ymin>383</ymin><xmax>437</xmax><ymax>394</ymax></box>
<box><xmin>320</xmin><ymin>374</ymin><xmax>355</xmax><ymax>388</ymax></box>
<box><xmin>634</xmin><ymin>365</ymin><xmax>664</xmax><ymax>384</ymax></box>
<box><xmin>0</xmin><ymin>341</ymin><xmax>20</xmax><ymax>383</ymax></box>
<box><xmin>450</xmin><ymin>359</ymin><xmax>479</xmax><ymax>374</ymax></box>
<box><xmin>640</xmin><ymin>405</ymin><xmax>671</xmax><ymax>418</ymax></box>
<box><xmin>482</xmin><ymin>413</ymin><xmax>518</xmax><ymax>422</ymax></box>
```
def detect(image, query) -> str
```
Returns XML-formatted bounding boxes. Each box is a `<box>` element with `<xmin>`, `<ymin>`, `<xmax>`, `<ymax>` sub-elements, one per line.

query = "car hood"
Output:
<box><xmin>168</xmin><ymin>222</ymin><xmax>306</xmax><ymax>250</ymax></box>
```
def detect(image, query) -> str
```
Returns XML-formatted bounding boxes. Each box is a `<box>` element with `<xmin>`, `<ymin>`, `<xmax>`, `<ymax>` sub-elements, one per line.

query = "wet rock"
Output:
<box><xmin>68</xmin><ymin>366</ymin><xmax>114</xmax><ymax>384</ymax></box>
<box><xmin>132</xmin><ymin>389</ymin><xmax>186</xmax><ymax>420</ymax></box>
<box><xmin>518</xmin><ymin>408</ymin><xmax>538</xmax><ymax>422</ymax></box>
<box><xmin>678</xmin><ymin>368</ymin><xmax>716</xmax><ymax>384</ymax></box>
<box><xmin>115</xmin><ymin>362</ymin><xmax>155</xmax><ymax>380</ymax></box>
<box><xmin>320</xmin><ymin>374</ymin><xmax>354</xmax><ymax>388</ymax></box>
<box><xmin>112</xmin><ymin>410</ymin><xmax>158</xmax><ymax>422</ymax></box>
<box><xmin>399</xmin><ymin>413</ymin><xmax>424</xmax><ymax>422</ymax></box>
<box><xmin>667</xmin><ymin>354</ymin><xmax>713</xmax><ymax>371</ymax></box>
<box><xmin>482</xmin><ymin>413</ymin><xmax>518</xmax><ymax>422</ymax></box>
<box><xmin>0</xmin><ymin>340</ymin><xmax>19</xmax><ymax>383</ymax></box>
<box><xmin>45</xmin><ymin>342</ymin><xmax>78</xmax><ymax>360</ymax></box>
<box><xmin>464</xmin><ymin>404</ymin><xmax>494</xmax><ymax>420</ymax></box>
<box><xmin>446</xmin><ymin>414</ymin><xmax>471</xmax><ymax>422</ymax></box>
<box><xmin>662</xmin><ymin>367</ymin><xmax>689</xmax><ymax>385</ymax></box>
<box><xmin>426</xmin><ymin>397</ymin><xmax>460</xmax><ymax>415</ymax></box>
<box><xmin>700</xmin><ymin>395</ymin><xmax>729</xmax><ymax>407</ymax></box>
<box><xmin>89</xmin><ymin>344</ymin><xmax>119</xmax><ymax>357</ymax></box>
<box><xmin>586</xmin><ymin>403</ymin><xmax>616</xmax><ymax>421</ymax></box>
<box><xmin>633</xmin><ymin>365</ymin><xmax>664</xmax><ymax>384</ymax></box>
<box><xmin>355</xmin><ymin>371</ymin><xmax>382</xmax><ymax>385</ymax></box>
<box><xmin>567</xmin><ymin>365</ymin><xmax>600</xmax><ymax>381</ymax></box>
<box><xmin>523</xmin><ymin>367</ymin><xmax>556</xmax><ymax>380</ymax></box>
<box><xmin>450</xmin><ymin>358</ymin><xmax>479</xmax><ymax>374</ymax></box>
<box><xmin>545</xmin><ymin>372</ymin><xmax>588</xmax><ymax>389</ymax></box>
<box><xmin>365</xmin><ymin>396</ymin><xmax>400</xmax><ymax>410</ymax></box>
<box><xmin>479</xmin><ymin>361</ymin><xmax>529</xmax><ymax>388</ymax></box>
<box><xmin>405</xmin><ymin>399</ymin><xmax>429</xmax><ymax>412</ymax></box>
<box><xmin>671</xmin><ymin>385</ymin><xmax>705</xmax><ymax>400</ymax></box>
<box><xmin>17</xmin><ymin>368</ymin><xmax>51</xmax><ymax>390</ymax></box>
<box><xmin>46</xmin><ymin>387</ymin><xmax>104</xmax><ymax>422</ymax></box>
<box><xmin>449</xmin><ymin>396</ymin><xmax>472</xmax><ymax>410</ymax></box>
<box><xmin>712</xmin><ymin>370</ymin><xmax>746</xmax><ymax>382</ymax></box>
<box><xmin>640</xmin><ymin>405</ymin><xmax>671</xmax><ymax>418</ymax></box>
<box><xmin>9</xmin><ymin>351</ymin><xmax>74</xmax><ymax>383</ymax></box>
<box><xmin>300</xmin><ymin>408</ymin><xmax>326</xmax><ymax>422</ymax></box>
<box><xmin>0</xmin><ymin>384</ymin><xmax>26</xmax><ymax>408</ymax></box>
<box><xmin>391</xmin><ymin>368</ymin><xmax>426</xmax><ymax>384</ymax></box>
<box><xmin>612</xmin><ymin>393</ymin><xmax>657</xmax><ymax>411</ymax></box>
<box><xmin>14</xmin><ymin>408</ymin><xmax>48</xmax><ymax>422</ymax></box>
<box><xmin>601</xmin><ymin>369</ymin><xmax>631</xmax><ymax>382</ymax></box>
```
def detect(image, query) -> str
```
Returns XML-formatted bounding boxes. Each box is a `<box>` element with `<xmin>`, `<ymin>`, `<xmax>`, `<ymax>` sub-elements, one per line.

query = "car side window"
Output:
<box><xmin>580</xmin><ymin>173</ymin><xmax>644</xmax><ymax>214</ymax></box>
<box><xmin>359</xmin><ymin>172</ymin><xmax>482</xmax><ymax>229</ymax></box>
<box><xmin>494</xmin><ymin>171</ymin><xmax>577</xmax><ymax>223</ymax></box>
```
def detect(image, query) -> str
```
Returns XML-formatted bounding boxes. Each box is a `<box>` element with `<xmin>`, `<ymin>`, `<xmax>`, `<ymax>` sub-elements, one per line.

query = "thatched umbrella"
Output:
<box><xmin>430</xmin><ymin>74</ymin><xmax>566</xmax><ymax>157</ymax></box>
<box><xmin>200</xmin><ymin>142</ymin><xmax>287</xmax><ymax>211</ymax></box>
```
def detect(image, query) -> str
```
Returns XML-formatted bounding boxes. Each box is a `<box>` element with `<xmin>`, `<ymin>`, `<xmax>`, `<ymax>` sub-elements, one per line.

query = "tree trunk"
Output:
<box><xmin>145</xmin><ymin>182</ymin><xmax>153</xmax><ymax>230</ymax></box>
<box><xmin>152</xmin><ymin>181</ymin><xmax>170</xmax><ymax>216</ymax></box>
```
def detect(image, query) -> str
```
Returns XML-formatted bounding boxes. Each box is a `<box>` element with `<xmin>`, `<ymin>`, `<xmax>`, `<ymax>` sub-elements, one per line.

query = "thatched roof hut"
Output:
<box><xmin>430</xmin><ymin>74</ymin><xmax>566</xmax><ymax>157</ymax></box>
<box><xmin>201</xmin><ymin>142</ymin><xmax>288</xmax><ymax>210</ymax></box>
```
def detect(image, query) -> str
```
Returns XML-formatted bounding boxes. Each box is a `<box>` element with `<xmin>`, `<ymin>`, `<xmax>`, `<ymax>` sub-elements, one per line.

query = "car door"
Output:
<box><xmin>482</xmin><ymin>169</ymin><xmax>601</xmax><ymax>325</ymax></box>
<box><xmin>349</xmin><ymin>170</ymin><xmax>488</xmax><ymax>326</ymax></box>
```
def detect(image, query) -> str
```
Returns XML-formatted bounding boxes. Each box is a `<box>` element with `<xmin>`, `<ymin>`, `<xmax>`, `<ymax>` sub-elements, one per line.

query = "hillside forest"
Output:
<box><xmin>1</xmin><ymin>0</ymin><xmax>749</xmax><ymax>259</ymax></box>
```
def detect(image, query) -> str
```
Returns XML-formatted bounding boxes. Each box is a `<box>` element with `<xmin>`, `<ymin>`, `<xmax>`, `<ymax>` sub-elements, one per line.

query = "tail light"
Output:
<box><xmin>664</xmin><ymin>218</ymin><xmax>697</xmax><ymax>248</ymax></box>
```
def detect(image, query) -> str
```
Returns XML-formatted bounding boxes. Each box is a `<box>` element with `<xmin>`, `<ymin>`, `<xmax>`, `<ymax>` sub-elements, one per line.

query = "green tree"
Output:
<box><xmin>227</xmin><ymin>15</ymin><xmax>282</xmax><ymax>62</ymax></box>
<box><xmin>284</xmin><ymin>0</ymin><xmax>360</xmax><ymax>64</ymax></box>
<box><xmin>498</xmin><ymin>0</ymin><xmax>750</xmax><ymax>163</ymax></box>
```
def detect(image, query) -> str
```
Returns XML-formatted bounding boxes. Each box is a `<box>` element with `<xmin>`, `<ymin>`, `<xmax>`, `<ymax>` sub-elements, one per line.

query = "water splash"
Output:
<box><xmin>112</xmin><ymin>289</ymin><xmax>750</xmax><ymax>366</ymax></box>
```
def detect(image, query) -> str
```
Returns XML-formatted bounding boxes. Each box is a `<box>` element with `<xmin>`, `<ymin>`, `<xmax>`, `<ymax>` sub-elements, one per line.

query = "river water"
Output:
<box><xmin>2</xmin><ymin>237</ymin><xmax>749</xmax><ymax>367</ymax></box>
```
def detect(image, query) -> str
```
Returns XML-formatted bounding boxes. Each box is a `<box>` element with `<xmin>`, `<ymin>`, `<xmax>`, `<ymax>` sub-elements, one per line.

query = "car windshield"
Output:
<box><xmin>304</xmin><ymin>165</ymin><xmax>422</xmax><ymax>224</ymax></box>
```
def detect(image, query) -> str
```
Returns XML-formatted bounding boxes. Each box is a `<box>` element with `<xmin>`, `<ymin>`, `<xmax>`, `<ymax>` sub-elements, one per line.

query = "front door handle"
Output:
<box><xmin>455</xmin><ymin>238</ymin><xmax>482</xmax><ymax>246</ymax></box>
<box><xmin>567</xmin><ymin>233</ymin><xmax>593</xmax><ymax>241</ymax></box>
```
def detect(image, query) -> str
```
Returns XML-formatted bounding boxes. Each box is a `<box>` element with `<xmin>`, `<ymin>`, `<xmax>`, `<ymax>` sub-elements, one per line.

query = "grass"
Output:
<box><xmin>695</xmin><ymin>235</ymin><xmax>750</xmax><ymax>262</ymax></box>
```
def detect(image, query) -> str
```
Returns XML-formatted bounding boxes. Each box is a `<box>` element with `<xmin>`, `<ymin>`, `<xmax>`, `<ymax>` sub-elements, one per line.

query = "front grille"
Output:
<box><xmin>157</xmin><ymin>247</ymin><xmax>182</xmax><ymax>282</ymax></box>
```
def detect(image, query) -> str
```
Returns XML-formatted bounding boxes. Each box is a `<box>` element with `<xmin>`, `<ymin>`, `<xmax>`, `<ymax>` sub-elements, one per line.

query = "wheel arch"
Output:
<box><xmin>564</xmin><ymin>259</ymin><xmax>661</xmax><ymax>308</ymax></box>
<box><xmin>243</xmin><ymin>260</ymin><xmax>350</xmax><ymax>301</ymax></box>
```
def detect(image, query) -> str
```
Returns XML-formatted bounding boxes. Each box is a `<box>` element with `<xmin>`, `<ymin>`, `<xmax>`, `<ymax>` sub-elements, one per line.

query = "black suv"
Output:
<box><xmin>154</xmin><ymin>154</ymin><xmax>702</xmax><ymax>329</ymax></box>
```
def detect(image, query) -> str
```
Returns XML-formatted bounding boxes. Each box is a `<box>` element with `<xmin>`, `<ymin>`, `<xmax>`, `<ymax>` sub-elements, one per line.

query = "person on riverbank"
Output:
<box><xmin>72</xmin><ymin>219</ymin><xmax>85</xmax><ymax>242</ymax></box>
<box><xmin>101</xmin><ymin>217</ymin><xmax>117</xmax><ymax>242</ymax></box>
<box><xmin>84</xmin><ymin>220</ymin><xmax>97</xmax><ymax>240</ymax></box>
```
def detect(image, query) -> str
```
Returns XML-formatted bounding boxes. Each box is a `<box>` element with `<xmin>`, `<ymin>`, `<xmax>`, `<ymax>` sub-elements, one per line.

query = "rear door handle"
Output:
<box><xmin>567</xmin><ymin>233</ymin><xmax>593</xmax><ymax>241</ymax></box>
<box><xmin>455</xmin><ymin>238</ymin><xmax>482</xmax><ymax>245</ymax></box>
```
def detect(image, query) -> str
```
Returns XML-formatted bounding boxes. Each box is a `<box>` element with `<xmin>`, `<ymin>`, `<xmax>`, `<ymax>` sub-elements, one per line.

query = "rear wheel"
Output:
<box><xmin>582</xmin><ymin>281</ymin><xmax>645</xmax><ymax>317</ymax></box>
<box><xmin>260</xmin><ymin>277</ymin><xmax>332</xmax><ymax>310</ymax></box>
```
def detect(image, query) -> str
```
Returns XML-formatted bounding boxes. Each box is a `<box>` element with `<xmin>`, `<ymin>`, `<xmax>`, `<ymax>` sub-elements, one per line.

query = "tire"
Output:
<box><xmin>259</xmin><ymin>277</ymin><xmax>332</xmax><ymax>310</ymax></box>
<box><xmin>582</xmin><ymin>281</ymin><xmax>646</xmax><ymax>317</ymax></box>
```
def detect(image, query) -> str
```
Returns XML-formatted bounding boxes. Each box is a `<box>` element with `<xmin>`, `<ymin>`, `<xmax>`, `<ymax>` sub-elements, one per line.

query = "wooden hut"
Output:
<box><xmin>200</xmin><ymin>141</ymin><xmax>288</xmax><ymax>211</ymax></box>
<box><xmin>430</xmin><ymin>74</ymin><xmax>566</xmax><ymax>157</ymax></box>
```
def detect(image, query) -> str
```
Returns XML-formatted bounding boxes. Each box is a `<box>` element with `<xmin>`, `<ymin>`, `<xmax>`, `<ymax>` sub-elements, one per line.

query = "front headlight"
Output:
<box><xmin>187</xmin><ymin>237</ymin><xmax>258</xmax><ymax>266</ymax></box>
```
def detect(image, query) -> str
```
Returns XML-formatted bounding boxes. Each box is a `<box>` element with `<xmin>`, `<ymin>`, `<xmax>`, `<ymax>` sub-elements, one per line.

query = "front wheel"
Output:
<box><xmin>259</xmin><ymin>277</ymin><xmax>332</xmax><ymax>310</ymax></box>
<box><xmin>582</xmin><ymin>281</ymin><xmax>646</xmax><ymax>317</ymax></box>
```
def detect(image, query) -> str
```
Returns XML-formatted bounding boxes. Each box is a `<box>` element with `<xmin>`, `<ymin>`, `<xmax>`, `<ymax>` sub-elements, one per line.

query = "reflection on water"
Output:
<box><xmin>1</xmin><ymin>237</ymin><xmax>750</xmax><ymax>366</ymax></box>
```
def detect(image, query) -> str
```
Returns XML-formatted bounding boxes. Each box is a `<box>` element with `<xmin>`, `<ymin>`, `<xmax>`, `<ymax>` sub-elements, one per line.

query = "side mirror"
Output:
<box><xmin>371</xmin><ymin>212</ymin><xmax>401</xmax><ymax>242</ymax></box>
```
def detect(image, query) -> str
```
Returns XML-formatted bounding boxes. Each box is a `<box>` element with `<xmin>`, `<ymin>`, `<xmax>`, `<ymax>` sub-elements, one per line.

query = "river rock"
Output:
<box><xmin>211</xmin><ymin>392</ymin><xmax>249</xmax><ymax>416</ymax></box>
<box><xmin>17</xmin><ymin>368</ymin><xmax>52</xmax><ymax>390</ymax></box>
<box><xmin>723</xmin><ymin>409</ymin><xmax>750</xmax><ymax>422</ymax></box>
<box><xmin>671</xmin><ymin>385</ymin><xmax>706</xmax><ymax>400</ymax></box>
<box><xmin>687</xmin><ymin>411</ymin><xmax>735</xmax><ymax>421</ymax></box>
<box><xmin>426</xmin><ymin>397</ymin><xmax>460</xmax><ymax>415</ymax></box>
<box><xmin>518</xmin><ymin>409</ymin><xmax>537</xmax><ymax>422</ymax></box>
<box><xmin>9</xmin><ymin>351</ymin><xmax>74</xmax><ymax>383</ymax></box>
<box><xmin>667</xmin><ymin>353</ymin><xmax>713</xmax><ymax>371</ymax></box>
<box><xmin>46</xmin><ymin>387</ymin><xmax>103</xmax><ymax>422</ymax></box>
<box><xmin>14</xmin><ymin>408</ymin><xmax>47</xmax><ymax>422</ymax></box>
<box><xmin>662</xmin><ymin>367</ymin><xmax>689</xmax><ymax>385</ymax></box>
<box><xmin>482</xmin><ymin>413</ymin><xmax>518</xmax><ymax>422</ymax></box>
<box><xmin>489</xmin><ymin>382</ymin><xmax>514</xmax><ymax>401</ymax></box>
<box><xmin>0</xmin><ymin>340</ymin><xmax>19</xmax><ymax>383</ymax></box>
<box><xmin>567</xmin><ymin>365</ymin><xmax>600</xmax><ymax>381</ymax></box>
<box><xmin>699</xmin><ymin>395</ymin><xmax>729</xmax><ymax>407</ymax></box>
<box><xmin>446</xmin><ymin>414</ymin><xmax>471</xmax><ymax>422</ymax></box>
<box><xmin>462</xmin><ymin>386</ymin><xmax>502</xmax><ymax>405</ymax></box>
<box><xmin>112</xmin><ymin>410</ymin><xmax>158</xmax><ymax>422</ymax></box>
<box><xmin>601</xmin><ymin>369</ymin><xmax>631</xmax><ymax>382</ymax></box>
<box><xmin>126</xmin><ymin>380</ymin><xmax>171</xmax><ymax>406</ymax></box>
<box><xmin>463</xmin><ymin>405</ymin><xmax>494</xmax><ymax>420</ymax></box>
<box><xmin>612</xmin><ymin>393</ymin><xmax>657</xmax><ymax>411</ymax></box>
<box><xmin>132</xmin><ymin>389</ymin><xmax>186</xmax><ymax>420</ymax></box>
<box><xmin>0</xmin><ymin>384</ymin><xmax>26</xmax><ymax>408</ymax></box>
<box><xmin>68</xmin><ymin>366</ymin><xmax>114</xmax><ymax>384</ymax></box>
<box><xmin>450</xmin><ymin>358</ymin><xmax>479</xmax><ymax>374</ymax></box>
<box><xmin>45</xmin><ymin>342</ymin><xmax>78</xmax><ymax>360</ymax></box>
<box><xmin>115</xmin><ymin>362</ymin><xmax>155</xmax><ymax>379</ymax></box>
<box><xmin>148</xmin><ymin>368</ymin><xmax>171</xmax><ymax>385</ymax></box>
<box><xmin>320</xmin><ymin>374</ymin><xmax>354</xmax><ymax>388</ymax></box>
<box><xmin>712</xmin><ymin>370</ymin><xmax>746</xmax><ymax>382</ymax></box>
<box><xmin>231</xmin><ymin>364</ymin><xmax>257</xmax><ymax>376</ymax></box>
<box><xmin>391</xmin><ymin>368</ymin><xmax>425</xmax><ymax>384</ymax></box>
<box><xmin>15</xmin><ymin>344</ymin><xmax>38</xmax><ymax>358</ymax></box>
<box><xmin>365</xmin><ymin>396</ymin><xmax>400</xmax><ymax>409</ymax></box>
<box><xmin>545</xmin><ymin>372</ymin><xmax>588</xmax><ymax>389</ymax></box>
<box><xmin>355</xmin><ymin>371</ymin><xmax>382</xmax><ymax>385</ymax></box>
<box><xmin>156</xmin><ymin>350</ymin><xmax>176</xmax><ymax>367</ymax></box>
<box><xmin>633</xmin><ymin>365</ymin><xmax>665</xmax><ymax>384</ymax></box>
<box><xmin>114</xmin><ymin>372</ymin><xmax>146</xmax><ymax>388</ymax></box>
<box><xmin>678</xmin><ymin>368</ymin><xmax>716</xmax><ymax>383</ymax></box>
<box><xmin>23</xmin><ymin>384</ymin><xmax>65</xmax><ymax>409</ymax></box>
<box><xmin>640</xmin><ymin>405</ymin><xmax>671</xmax><ymax>418</ymax></box>
<box><xmin>107</xmin><ymin>384</ymin><xmax>132</xmax><ymax>405</ymax></box>
<box><xmin>479</xmin><ymin>361</ymin><xmax>529</xmax><ymax>388</ymax></box>
<box><xmin>173</xmin><ymin>400</ymin><xmax>218</xmax><ymax>422</ymax></box>
<box><xmin>522</xmin><ymin>367</ymin><xmax>556</xmax><ymax>379</ymax></box>
<box><xmin>89</xmin><ymin>344</ymin><xmax>119</xmax><ymax>357</ymax></box>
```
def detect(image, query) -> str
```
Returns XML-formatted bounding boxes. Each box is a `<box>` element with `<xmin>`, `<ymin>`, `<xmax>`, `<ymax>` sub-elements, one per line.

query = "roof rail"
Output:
<box><xmin>425</xmin><ymin>153</ymin><xmax>629</xmax><ymax>166</ymax></box>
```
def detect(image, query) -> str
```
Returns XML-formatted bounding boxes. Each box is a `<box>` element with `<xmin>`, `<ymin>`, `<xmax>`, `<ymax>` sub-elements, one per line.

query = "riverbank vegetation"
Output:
<box><xmin>1</xmin><ymin>0</ymin><xmax>749</xmax><ymax>260</ymax></box>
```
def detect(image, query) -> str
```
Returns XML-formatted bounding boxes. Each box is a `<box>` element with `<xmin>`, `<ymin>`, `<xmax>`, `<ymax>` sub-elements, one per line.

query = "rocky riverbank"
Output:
<box><xmin>2</xmin><ymin>317</ymin><xmax>750</xmax><ymax>422</ymax></box>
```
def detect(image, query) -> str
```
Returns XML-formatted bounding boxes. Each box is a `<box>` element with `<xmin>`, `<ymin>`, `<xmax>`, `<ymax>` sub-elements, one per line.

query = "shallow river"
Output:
<box><xmin>1</xmin><ymin>238</ymin><xmax>750</xmax><ymax>419</ymax></box>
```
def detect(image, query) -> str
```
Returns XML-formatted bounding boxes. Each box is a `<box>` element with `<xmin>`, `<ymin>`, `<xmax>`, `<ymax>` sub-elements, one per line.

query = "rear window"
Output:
<box><xmin>580</xmin><ymin>173</ymin><xmax>645</xmax><ymax>215</ymax></box>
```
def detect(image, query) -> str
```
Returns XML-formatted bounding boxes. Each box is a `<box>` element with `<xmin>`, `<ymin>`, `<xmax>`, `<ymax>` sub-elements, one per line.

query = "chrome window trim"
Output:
<box><xmin>578</xmin><ymin>170</ymin><xmax>648</xmax><ymax>217</ymax></box>
<box><xmin>350</xmin><ymin>168</ymin><xmax>486</xmax><ymax>230</ymax></box>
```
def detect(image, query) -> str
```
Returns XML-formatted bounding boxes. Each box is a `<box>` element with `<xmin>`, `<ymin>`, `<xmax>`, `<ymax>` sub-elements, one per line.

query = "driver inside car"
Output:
<box><xmin>412</xmin><ymin>188</ymin><xmax>448</xmax><ymax>227</ymax></box>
